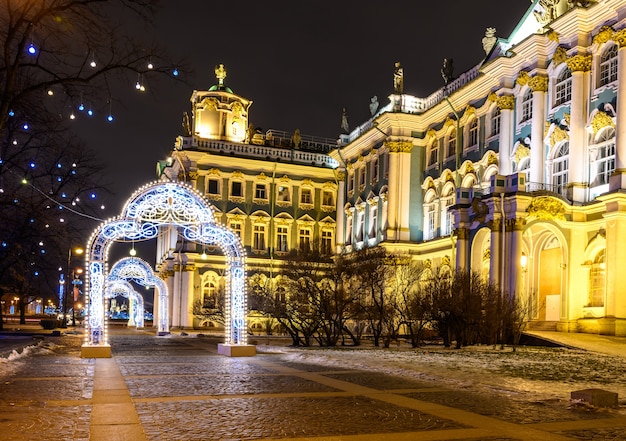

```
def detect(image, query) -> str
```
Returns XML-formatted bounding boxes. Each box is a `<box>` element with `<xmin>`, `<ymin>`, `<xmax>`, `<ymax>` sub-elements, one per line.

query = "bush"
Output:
<box><xmin>40</xmin><ymin>319</ymin><xmax>59</xmax><ymax>330</ymax></box>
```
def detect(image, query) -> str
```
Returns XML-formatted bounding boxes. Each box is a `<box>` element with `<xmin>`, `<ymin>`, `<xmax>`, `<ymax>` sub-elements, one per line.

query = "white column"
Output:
<box><xmin>386</xmin><ymin>145</ymin><xmax>400</xmax><ymax>240</ymax></box>
<box><xmin>565</xmin><ymin>55</ymin><xmax>591</xmax><ymax>202</ymax></box>
<box><xmin>335</xmin><ymin>171</ymin><xmax>346</xmax><ymax>253</ymax></box>
<box><xmin>497</xmin><ymin>95</ymin><xmax>515</xmax><ymax>175</ymax></box>
<box><xmin>529</xmin><ymin>76</ymin><xmax>548</xmax><ymax>186</ymax></box>
<box><xmin>610</xmin><ymin>31</ymin><xmax>626</xmax><ymax>191</ymax></box>
<box><xmin>508</xmin><ymin>220</ymin><xmax>525</xmax><ymax>297</ymax></box>
<box><xmin>385</xmin><ymin>140</ymin><xmax>413</xmax><ymax>241</ymax></box>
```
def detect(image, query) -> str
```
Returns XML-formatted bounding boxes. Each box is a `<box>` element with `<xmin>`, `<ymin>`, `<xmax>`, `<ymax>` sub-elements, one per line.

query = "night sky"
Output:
<box><xmin>78</xmin><ymin>1</ymin><xmax>532</xmax><ymax>216</ymax></box>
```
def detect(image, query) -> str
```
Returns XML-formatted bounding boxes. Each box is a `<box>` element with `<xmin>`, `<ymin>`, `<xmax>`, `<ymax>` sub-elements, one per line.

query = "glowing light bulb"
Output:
<box><xmin>78</xmin><ymin>103</ymin><xmax>84</xmax><ymax>111</ymax></box>
<box><xmin>87</xmin><ymin>109</ymin><xmax>93</xmax><ymax>116</ymax></box>
<box><xmin>47</xmin><ymin>89</ymin><xmax>54</xmax><ymax>96</ymax></box>
<box><xmin>107</xmin><ymin>114</ymin><xmax>114</xmax><ymax>122</ymax></box>
<box><xmin>8</xmin><ymin>110</ymin><xmax>14</xmax><ymax>117</ymax></box>
<box><xmin>172</xmin><ymin>68</ymin><xmax>179</xmax><ymax>76</ymax></box>
<box><xmin>201</xmin><ymin>251</ymin><xmax>207</xmax><ymax>259</ymax></box>
<box><xmin>12</xmin><ymin>139</ymin><xmax>17</xmax><ymax>145</ymax></box>
<box><xmin>135</xmin><ymin>81</ymin><xmax>141</xmax><ymax>90</ymax></box>
<box><xmin>27</xmin><ymin>43</ymin><xmax>37</xmax><ymax>55</ymax></box>
<box><xmin>129</xmin><ymin>248</ymin><xmax>137</xmax><ymax>256</ymax></box>
<box><xmin>140</xmin><ymin>84</ymin><xmax>146</xmax><ymax>92</ymax></box>
<box><xmin>90</xmin><ymin>60</ymin><xmax>97</xmax><ymax>68</ymax></box>
<box><xmin>22</xmin><ymin>123</ymin><xmax>29</xmax><ymax>130</ymax></box>
<box><xmin>147</xmin><ymin>62</ymin><xmax>154</xmax><ymax>69</ymax></box>
<box><xmin>69</xmin><ymin>112</ymin><xmax>76</xmax><ymax>120</ymax></box>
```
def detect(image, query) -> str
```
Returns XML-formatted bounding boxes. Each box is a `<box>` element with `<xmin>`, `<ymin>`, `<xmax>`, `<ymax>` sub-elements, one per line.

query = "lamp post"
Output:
<box><xmin>62</xmin><ymin>247</ymin><xmax>83</xmax><ymax>328</ymax></box>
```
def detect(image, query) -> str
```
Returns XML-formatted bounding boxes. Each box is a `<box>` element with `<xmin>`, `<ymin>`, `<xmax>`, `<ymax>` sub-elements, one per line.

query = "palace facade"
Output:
<box><xmin>158</xmin><ymin>0</ymin><xmax>626</xmax><ymax>336</ymax></box>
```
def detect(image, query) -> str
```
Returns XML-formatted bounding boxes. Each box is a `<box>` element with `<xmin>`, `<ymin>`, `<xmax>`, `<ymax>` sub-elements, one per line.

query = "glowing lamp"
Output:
<box><xmin>107</xmin><ymin>114</ymin><xmax>114</xmax><ymax>122</ymax></box>
<box><xmin>27</xmin><ymin>43</ymin><xmax>37</xmax><ymax>55</ymax></box>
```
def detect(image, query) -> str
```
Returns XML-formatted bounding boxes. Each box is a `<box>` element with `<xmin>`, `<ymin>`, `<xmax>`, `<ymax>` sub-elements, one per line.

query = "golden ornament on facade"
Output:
<box><xmin>516</xmin><ymin>71</ymin><xmax>530</xmax><ymax>86</ymax></box>
<box><xmin>552</xmin><ymin>46</ymin><xmax>568</xmax><ymax>66</ymax></box>
<box><xmin>464</xmin><ymin>162</ymin><xmax>475</xmax><ymax>174</ymax></box>
<box><xmin>464</xmin><ymin>105</ymin><xmax>476</xmax><ymax>117</ymax></box>
<box><xmin>188</xmin><ymin>172</ymin><xmax>199</xmax><ymax>181</ymax></box>
<box><xmin>424</xmin><ymin>259</ymin><xmax>432</xmax><ymax>269</ymax></box>
<box><xmin>336</xmin><ymin>171</ymin><xmax>346</xmax><ymax>181</ymax></box>
<box><xmin>566</xmin><ymin>54</ymin><xmax>592</xmax><ymax>72</ymax></box>
<box><xmin>550</xmin><ymin>126</ymin><xmax>569</xmax><ymax>147</ymax></box>
<box><xmin>563</xmin><ymin>113</ymin><xmax>570</xmax><ymax>127</ymax></box>
<box><xmin>483</xmin><ymin>248</ymin><xmax>491</xmax><ymax>261</ymax></box>
<box><xmin>427</xmin><ymin>128</ymin><xmax>437</xmax><ymax>139</ymax></box>
<box><xmin>514</xmin><ymin>145</ymin><xmax>530</xmax><ymax>164</ymax></box>
<box><xmin>487</xmin><ymin>151</ymin><xmax>498</xmax><ymax>165</ymax></box>
<box><xmin>611</xmin><ymin>29</ymin><xmax>626</xmax><ymax>48</ymax></box>
<box><xmin>547</xmin><ymin>29</ymin><xmax>560</xmax><ymax>42</ymax></box>
<box><xmin>529</xmin><ymin>76</ymin><xmax>549</xmax><ymax>92</ymax></box>
<box><xmin>442</xmin><ymin>255</ymin><xmax>451</xmax><ymax>266</ymax></box>
<box><xmin>208</xmin><ymin>168</ymin><xmax>221</xmax><ymax>176</ymax></box>
<box><xmin>591</xmin><ymin>110</ymin><xmax>615</xmax><ymax>135</ymax></box>
<box><xmin>488</xmin><ymin>92</ymin><xmax>498</xmax><ymax>103</ymax></box>
<box><xmin>496</xmin><ymin>95</ymin><xmax>515</xmax><ymax>110</ymax></box>
<box><xmin>527</xmin><ymin>197</ymin><xmax>566</xmax><ymax>220</ymax></box>
<box><xmin>231</xmin><ymin>101</ymin><xmax>243</xmax><ymax>117</ymax></box>
<box><xmin>444</xmin><ymin>117</ymin><xmax>456</xmax><ymax>128</ymax></box>
<box><xmin>202</xmin><ymin>97</ymin><xmax>219</xmax><ymax>111</ymax></box>
<box><xmin>385</xmin><ymin>140</ymin><xmax>414</xmax><ymax>153</ymax></box>
<box><xmin>594</xmin><ymin>25</ymin><xmax>614</xmax><ymax>45</ymax></box>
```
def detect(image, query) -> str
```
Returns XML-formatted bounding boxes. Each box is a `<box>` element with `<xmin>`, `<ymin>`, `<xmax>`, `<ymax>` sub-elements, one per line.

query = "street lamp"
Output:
<box><xmin>61</xmin><ymin>247</ymin><xmax>83</xmax><ymax>328</ymax></box>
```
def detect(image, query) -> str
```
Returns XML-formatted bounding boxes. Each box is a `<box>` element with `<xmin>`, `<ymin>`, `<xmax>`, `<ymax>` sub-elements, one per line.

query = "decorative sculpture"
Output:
<box><xmin>369</xmin><ymin>96</ymin><xmax>379</xmax><ymax>116</ymax></box>
<box><xmin>393</xmin><ymin>62</ymin><xmax>404</xmax><ymax>94</ymax></box>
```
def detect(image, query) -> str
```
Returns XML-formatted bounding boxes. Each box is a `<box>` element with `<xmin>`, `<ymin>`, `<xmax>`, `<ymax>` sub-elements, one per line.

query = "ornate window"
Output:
<box><xmin>254</xmin><ymin>183</ymin><xmax>267</xmax><ymax>202</ymax></box>
<box><xmin>229</xmin><ymin>220</ymin><xmax>242</xmax><ymax>238</ymax></box>
<box><xmin>369</xmin><ymin>205</ymin><xmax>378</xmax><ymax>238</ymax></box>
<box><xmin>358</xmin><ymin>166</ymin><xmax>366</xmax><ymax>190</ymax></box>
<box><xmin>520</xmin><ymin>89</ymin><xmax>533</xmax><ymax>123</ymax></box>
<box><xmin>206</xmin><ymin>178</ymin><xmax>220</xmax><ymax>196</ymax></box>
<box><xmin>423</xmin><ymin>192</ymin><xmax>437</xmax><ymax>241</ymax></box>
<box><xmin>554</xmin><ymin>68</ymin><xmax>572</xmax><ymax>106</ymax></box>
<box><xmin>230</xmin><ymin>180</ymin><xmax>243</xmax><ymax>198</ymax></box>
<box><xmin>440</xmin><ymin>188</ymin><xmax>455</xmax><ymax>236</ymax></box>
<box><xmin>347</xmin><ymin>171</ymin><xmax>355</xmax><ymax>194</ymax></box>
<box><xmin>276</xmin><ymin>226</ymin><xmax>289</xmax><ymax>252</ymax></box>
<box><xmin>552</xmin><ymin>142</ymin><xmax>569</xmax><ymax>195</ymax></box>
<box><xmin>346</xmin><ymin>213</ymin><xmax>353</xmax><ymax>245</ymax></box>
<box><xmin>428</xmin><ymin>139</ymin><xmax>439</xmax><ymax>167</ymax></box>
<box><xmin>467</xmin><ymin>119</ymin><xmax>479</xmax><ymax>149</ymax></box>
<box><xmin>600</xmin><ymin>45</ymin><xmax>618</xmax><ymax>86</ymax></box>
<box><xmin>447</xmin><ymin>130</ymin><xmax>456</xmax><ymax>159</ymax></box>
<box><xmin>298</xmin><ymin>227</ymin><xmax>311</xmax><ymax>251</ymax></box>
<box><xmin>321</xmin><ymin>229</ymin><xmax>333</xmax><ymax>254</ymax></box>
<box><xmin>588</xmin><ymin>250</ymin><xmax>605</xmax><ymax>307</ymax></box>
<box><xmin>322</xmin><ymin>190</ymin><xmax>334</xmax><ymax>208</ymax></box>
<box><xmin>253</xmin><ymin>224</ymin><xmax>266</xmax><ymax>252</ymax></box>
<box><xmin>277</xmin><ymin>184</ymin><xmax>291</xmax><ymax>203</ymax></box>
<box><xmin>202</xmin><ymin>275</ymin><xmax>219</xmax><ymax>309</ymax></box>
<box><xmin>371</xmin><ymin>157</ymin><xmax>379</xmax><ymax>183</ymax></box>
<box><xmin>300</xmin><ymin>187</ymin><xmax>312</xmax><ymax>204</ymax></box>
<box><xmin>491</xmin><ymin>107</ymin><xmax>501</xmax><ymax>137</ymax></box>
<box><xmin>590</xmin><ymin>127</ymin><xmax>616</xmax><ymax>187</ymax></box>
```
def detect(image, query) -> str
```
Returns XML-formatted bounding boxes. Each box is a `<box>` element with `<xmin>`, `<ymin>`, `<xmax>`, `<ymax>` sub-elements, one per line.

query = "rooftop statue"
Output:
<box><xmin>215</xmin><ymin>64</ymin><xmax>227</xmax><ymax>86</ymax></box>
<box><xmin>369</xmin><ymin>96</ymin><xmax>379</xmax><ymax>116</ymax></box>
<box><xmin>482</xmin><ymin>27</ymin><xmax>497</xmax><ymax>55</ymax></box>
<box><xmin>393</xmin><ymin>62</ymin><xmax>404</xmax><ymax>94</ymax></box>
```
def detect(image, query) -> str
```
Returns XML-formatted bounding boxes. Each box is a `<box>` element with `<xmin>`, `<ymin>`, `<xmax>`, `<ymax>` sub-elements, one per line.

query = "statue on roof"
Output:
<box><xmin>441</xmin><ymin>58</ymin><xmax>454</xmax><ymax>86</ymax></box>
<box><xmin>181</xmin><ymin>112</ymin><xmax>191</xmax><ymax>136</ymax></box>
<box><xmin>215</xmin><ymin>64</ymin><xmax>227</xmax><ymax>86</ymax></box>
<box><xmin>482</xmin><ymin>28</ymin><xmax>497</xmax><ymax>55</ymax></box>
<box><xmin>341</xmin><ymin>108</ymin><xmax>349</xmax><ymax>133</ymax></box>
<box><xmin>393</xmin><ymin>62</ymin><xmax>404</xmax><ymax>94</ymax></box>
<box><xmin>369</xmin><ymin>96</ymin><xmax>379</xmax><ymax>116</ymax></box>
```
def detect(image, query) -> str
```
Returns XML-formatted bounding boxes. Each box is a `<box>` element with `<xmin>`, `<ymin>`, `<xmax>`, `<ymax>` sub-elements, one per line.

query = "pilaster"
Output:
<box><xmin>529</xmin><ymin>76</ymin><xmax>548</xmax><ymax>186</ymax></box>
<box><xmin>497</xmin><ymin>95</ymin><xmax>515</xmax><ymax>175</ymax></box>
<box><xmin>610</xmin><ymin>30</ymin><xmax>626</xmax><ymax>190</ymax></box>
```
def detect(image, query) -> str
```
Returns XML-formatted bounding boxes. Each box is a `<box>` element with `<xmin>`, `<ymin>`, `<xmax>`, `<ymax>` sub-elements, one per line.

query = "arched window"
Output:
<box><xmin>517</xmin><ymin>156</ymin><xmax>531</xmax><ymax>184</ymax></box>
<box><xmin>467</xmin><ymin>119</ymin><xmax>479</xmax><ymax>149</ymax></box>
<box><xmin>589</xmin><ymin>127</ymin><xmax>616</xmax><ymax>187</ymax></box>
<box><xmin>520</xmin><ymin>89</ymin><xmax>533</xmax><ymax>123</ymax></box>
<box><xmin>447</xmin><ymin>130</ymin><xmax>456</xmax><ymax>158</ymax></box>
<box><xmin>552</xmin><ymin>141</ymin><xmax>569</xmax><ymax>195</ymax></box>
<box><xmin>600</xmin><ymin>45</ymin><xmax>618</xmax><ymax>86</ymax></box>
<box><xmin>554</xmin><ymin>68</ymin><xmax>572</xmax><ymax>106</ymax></box>
<box><xmin>428</xmin><ymin>139</ymin><xmax>439</xmax><ymax>167</ymax></box>
<box><xmin>423</xmin><ymin>191</ymin><xmax>437</xmax><ymax>241</ymax></box>
<box><xmin>491</xmin><ymin>107</ymin><xmax>501</xmax><ymax>137</ymax></box>
<box><xmin>440</xmin><ymin>186</ymin><xmax>455</xmax><ymax>236</ymax></box>
<box><xmin>202</xmin><ymin>274</ymin><xmax>219</xmax><ymax>309</ymax></box>
<box><xmin>588</xmin><ymin>250</ymin><xmax>605</xmax><ymax>307</ymax></box>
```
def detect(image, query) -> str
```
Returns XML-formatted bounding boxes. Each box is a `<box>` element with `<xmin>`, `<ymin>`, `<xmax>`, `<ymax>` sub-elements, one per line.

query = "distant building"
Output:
<box><xmin>157</xmin><ymin>66</ymin><xmax>339</xmax><ymax>330</ymax></box>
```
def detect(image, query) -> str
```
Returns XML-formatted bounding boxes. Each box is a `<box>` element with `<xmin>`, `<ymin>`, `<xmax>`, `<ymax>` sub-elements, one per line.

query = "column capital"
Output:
<box><xmin>384</xmin><ymin>140</ymin><xmax>414</xmax><ymax>153</ymax></box>
<box><xmin>496</xmin><ymin>95</ymin><xmax>515</xmax><ymax>110</ymax></box>
<box><xmin>593</xmin><ymin>25</ymin><xmax>614</xmax><ymax>45</ymax></box>
<box><xmin>611</xmin><ymin>29</ymin><xmax>626</xmax><ymax>48</ymax></box>
<box><xmin>516</xmin><ymin>70</ymin><xmax>530</xmax><ymax>86</ymax></box>
<box><xmin>566</xmin><ymin>54</ymin><xmax>592</xmax><ymax>72</ymax></box>
<box><xmin>529</xmin><ymin>75</ymin><xmax>549</xmax><ymax>92</ymax></box>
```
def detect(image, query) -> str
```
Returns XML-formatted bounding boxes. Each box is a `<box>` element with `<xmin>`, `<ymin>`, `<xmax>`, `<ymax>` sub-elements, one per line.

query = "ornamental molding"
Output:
<box><xmin>550</xmin><ymin>126</ymin><xmax>569</xmax><ymax>146</ymax></box>
<box><xmin>566</xmin><ymin>54</ymin><xmax>592</xmax><ymax>72</ymax></box>
<box><xmin>301</xmin><ymin>179</ymin><xmax>313</xmax><ymax>187</ymax></box>
<box><xmin>231</xmin><ymin>170</ymin><xmax>244</xmax><ymax>179</ymax></box>
<box><xmin>336</xmin><ymin>171</ymin><xmax>346</xmax><ymax>181</ymax></box>
<box><xmin>256</xmin><ymin>172</ymin><xmax>268</xmax><ymax>181</ymax></box>
<box><xmin>464</xmin><ymin>105</ymin><xmax>476</xmax><ymax>117</ymax></box>
<box><xmin>527</xmin><ymin>197</ymin><xmax>566</xmax><ymax>221</ymax></box>
<box><xmin>529</xmin><ymin>76</ymin><xmax>549</xmax><ymax>92</ymax></box>
<box><xmin>442</xmin><ymin>255</ymin><xmax>451</xmax><ymax>266</ymax></box>
<box><xmin>591</xmin><ymin>111</ymin><xmax>615</xmax><ymax>135</ymax></box>
<box><xmin>594</xmin><ymin>25</ymin><xmax>614</xmax><ymax>45</ymax></box>
<box><xmin>552</xmin><ymin>46</ymin><xmax>568</xmax><ymax>66</ymax></box>
<box><xmin>427</xmin><ymin>128</ymin><xmax>437</xmax><ymax>139</ymax></box>
<box><xmin>514</xmin><ymin>145</ymin><xmax>531</xmax><ymax>163</ymax></box>
<box><xmin>463</xmin><ymin>162</ymin><xmax>475</xmax><ymax>174</ymax></box>
<box><xmin>207</xmin><ymin>168</ymin><xmax>221</xmax><ymax>176</ymax></box>
<box><xmin>488</xmin><ymin>92</ymin><xmax>498</xmax><ymax>103</ymax></box>
<box><xmin>278</xmin><ymin>175</ymin><xmax>290</xmax><ymax>183</ymax></box>
<box><xmin>487</xmin><ymin>151</ymin><xmax>499</xmax><ymax>165</ymax></box>
<box><xmin>497</xmin><ymin>95</ymin><xmax>515</xmax><ymax>110</ymax></box>
<box><xmin>385</xmin><ymin>140</ymin><xmax>414</xmax><ymax>153</ymax></box>
<box><xmin>516</xmin><ymin>71</ymin><xmax>530</xmax><ymax>86</ymax></box>
<box><xmin>444</xmin><ymin>117</ymin><xmax>456</xmax><ymax>128</ymax></box>
<box><xmin>611</xmin><ymin>29</ymin><xmax>626</xmax><ymax>48</ymax></box>
<box><xmin>547</xmin><ymin>30</ymin><xmax>560</xmax><ymax>42</ymax></box>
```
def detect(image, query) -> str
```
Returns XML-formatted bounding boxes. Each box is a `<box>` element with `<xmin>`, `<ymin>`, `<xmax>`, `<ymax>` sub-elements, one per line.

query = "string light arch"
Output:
<box><xmin>84</xmin><ymin>181</ymin><xmax>247</xmax><ymax>351</ymax></box>
<box><xmin>105</xmin><ymin>279</ymin><xmax>145</xmax><ymax>329</ymax></box>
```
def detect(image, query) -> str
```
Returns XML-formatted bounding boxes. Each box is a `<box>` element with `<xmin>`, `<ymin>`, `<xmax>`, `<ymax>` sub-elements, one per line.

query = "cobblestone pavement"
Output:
<box><xmin>1</xmin><ymin>330</ymin><xmax>626</xmax><ymax>440</ymax></box>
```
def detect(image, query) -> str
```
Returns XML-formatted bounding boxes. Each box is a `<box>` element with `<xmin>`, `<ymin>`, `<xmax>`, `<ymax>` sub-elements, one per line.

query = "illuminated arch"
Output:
<box><xmin>107</xmin><ymin>257</ymin><xmax>165</xmax><ymax>332</ymax></box>
<box><xmin>84</xmin><ymin>181</ymin><xmax>246</xmax><ymax>353</ymax></box>
<box><xmin>105</xmin><ymin>280</ymin><xmax>145</xmax><ymax>329</ymax></box>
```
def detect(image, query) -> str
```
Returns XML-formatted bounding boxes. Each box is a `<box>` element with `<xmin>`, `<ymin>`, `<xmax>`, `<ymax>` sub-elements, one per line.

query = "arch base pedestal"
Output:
<box><xmin>218</xmin><ymin>343</ymin><xmax>256</xmax><ymax>357</ymax></box>
<box><xmin>81</xmin><ymin>344</ymin><xmax>111</xmax><ymax>358</ymax></box>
